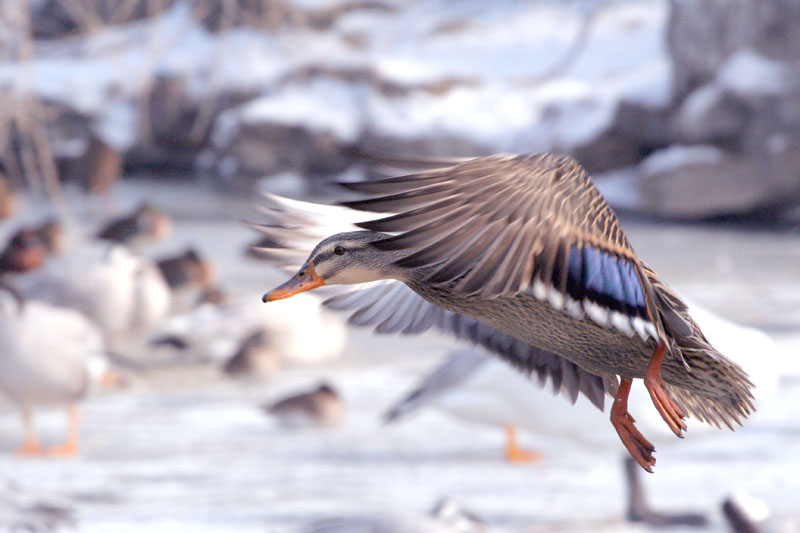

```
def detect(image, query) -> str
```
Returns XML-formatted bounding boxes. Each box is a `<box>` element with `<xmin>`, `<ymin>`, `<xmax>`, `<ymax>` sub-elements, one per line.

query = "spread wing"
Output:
<box><xmin>324</xmin><ymin>281</ymin><xmax>611</xmax><ymax>410</ymax></box>
<box><xmin>341</xmin><ymin>152</ymin><xmax>663</xmax><ymax>341</ymax></box>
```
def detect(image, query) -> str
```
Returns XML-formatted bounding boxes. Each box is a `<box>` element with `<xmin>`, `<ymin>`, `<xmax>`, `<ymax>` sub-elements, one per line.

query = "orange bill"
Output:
<box><xmin>262</xmin><ymin>263</ymin><xmax>325</xmax><ymax>302</ymax></box>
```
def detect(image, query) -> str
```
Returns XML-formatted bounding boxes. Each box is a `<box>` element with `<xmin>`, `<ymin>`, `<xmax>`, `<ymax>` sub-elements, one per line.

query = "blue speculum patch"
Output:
<box><xmin>565</xmin><ymin>244</ymin><xmax>646</xmax><ymax>317</ymax></box>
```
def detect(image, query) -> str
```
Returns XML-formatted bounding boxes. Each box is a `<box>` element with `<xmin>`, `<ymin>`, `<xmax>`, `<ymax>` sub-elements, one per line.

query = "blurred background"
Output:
<box><xmin>0</xmin><ymin>0</ymin><xmax>799</xmax><ymax>531</ymax></box>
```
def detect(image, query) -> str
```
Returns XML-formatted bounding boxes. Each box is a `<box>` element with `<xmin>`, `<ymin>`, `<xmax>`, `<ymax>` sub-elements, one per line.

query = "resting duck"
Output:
<box><xmin>95</xmin><ymin>203</ymin><xmax>172</xmax><ymax>246</ymax></box>
<box><xmin>10</xmin><ymin>242</ymin><xmax>171</xmax><ymax>349</ymax></box>
<box><xmin>264</xmin><ymin>382</ymin><xmax>344</xmax><ymax>428</ymax></box>
<box><xmin>222</xmin><ymin>329</ymin><xmax>282</xmax><ymax>380</ymax></box>
<box><xmin>156</xmin><ymin>248</ymin><xmax>215</xmax><ymax>292</ymax></box>
<box><xmin>258</xmin><ymin>153</ymin><xmax>755</xmax><ymax>472</ymax></box>
<box><xmin>0</xmin><ymin>218</ymin><xmax>70</xmax><ymax>276</ymax></box>
<box><xmin>0</xmin><ymin>229</ymin><xmax>48</xmax><ymax>274</ymax></box>
<box><xmin>0</xmin><ymin>286</ymin><xmax>115</xmax><ymax>456</ymax></box>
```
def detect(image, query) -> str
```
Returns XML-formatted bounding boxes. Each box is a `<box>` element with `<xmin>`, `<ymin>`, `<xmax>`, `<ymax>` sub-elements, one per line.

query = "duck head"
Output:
<box><xmin>136</xmin><ymin>203</ymin><xmax>172</xmax><ymax>242</ymax></box>
<box><xmin>263</xmin><ymin>231</ymin><xmax>403</xmax><ymax>302</ymax></box>
<box><xmin>0</xmin><ymin>229</ymin><xmax>48</xmax><ymax>273</ymax></box>
<box><xmin>37</xmin><ymin>219</ymin><xmax>67</xmax><ymax>255</ymax></box>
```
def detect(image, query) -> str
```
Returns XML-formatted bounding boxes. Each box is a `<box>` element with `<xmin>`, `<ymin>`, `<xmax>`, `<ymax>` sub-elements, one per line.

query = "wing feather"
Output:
<box><xmin>323</xmin><ymin>282</ymin><xmax>611</xmax><ymax>410</ymax></box>
<box><xmin>341</xmin><ymin>152</ymin><xmax>663</xmax><ymax>340</ymax></box>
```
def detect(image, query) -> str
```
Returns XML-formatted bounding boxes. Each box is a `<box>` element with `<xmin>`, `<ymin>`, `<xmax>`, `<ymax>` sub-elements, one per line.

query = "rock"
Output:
<box><xmin>571</xmin><ymin>102</ymin><xmax>673</xmax><ymax>174</ymax></box>
<box><xmin>658</xmin><ymin>0</ymin><xmax>800</xmax><ymax>220</ymax></box>
<box><xmin>668</xmin><ymin>0</ymin><xmax>800</xmax><ymax>98</ymax></box>
<box><xmin>721</xmin><ymin>492</ymin><xmax>771</xmax><ymax>533</ymax></box>
<box><xmin>672</xmin><ymin>84</ymin><xmax>751</xmax><ymax>145</ymax></box>
<box><xmin>201</xmin><ymin>0</ymin><xmax>396</xmax><ymax>33</ymax></box>
<box><xmin>127</xmin><ymin>76</ymin><xmax>258</xmax><ymax>174</ymax></box>
<box><xmin>611</xmin><ymin>144</ymin><xmax>800</xmax><ymax>219</ymax></box>
<box><xmin>30</xmin><ymin>0</ymin><xmax>180</xmax><ymax>39</ymax></box>
<box><xmin>205</xmin><ymin>81</ymin><xmax>359</xmax><ymax>184</ymax></box>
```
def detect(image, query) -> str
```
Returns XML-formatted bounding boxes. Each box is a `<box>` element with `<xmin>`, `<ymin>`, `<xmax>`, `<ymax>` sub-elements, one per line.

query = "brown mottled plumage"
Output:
<box><xmin>258</xmin><ymin>152</ymin><xmax>755</xmax><ymax>471</ymax></box>
<box><xmin>265</xmin><ymin>382</ymin><xmax>343</xmax><ymax>428</ymax></box>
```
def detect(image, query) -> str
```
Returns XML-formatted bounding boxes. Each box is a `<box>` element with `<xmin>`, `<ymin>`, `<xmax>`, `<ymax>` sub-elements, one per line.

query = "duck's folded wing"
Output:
<box><xmin>324</xmin><ymin>281</ymin><xmax>610</xmax><ymax>410</ymax></box>
<box><xmin>341</xmin><ymin>153</ymin><xmax>662</xmax><ymax>341</ymax></box>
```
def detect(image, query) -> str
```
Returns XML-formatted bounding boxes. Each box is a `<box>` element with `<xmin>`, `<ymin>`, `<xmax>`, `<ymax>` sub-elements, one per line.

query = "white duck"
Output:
<box><xmin>0</xmin><ymin>287</ymin><xmax>114</xmax><ymax>456</ymax></box>
<box><xmin>10</xmin><ymin>241</ymin><xmax>171</xmax><ymax>350</ymax></box>
<box><xmin>384</xmin><ymin>303</ymin><xmax>780</xmax><ymax>457</ymax></box>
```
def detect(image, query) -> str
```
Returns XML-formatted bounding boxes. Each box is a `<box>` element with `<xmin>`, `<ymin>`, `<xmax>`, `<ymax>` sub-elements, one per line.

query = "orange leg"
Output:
<box><xmin>644</xmin><ymin>341</ymin><xmax>687</xmax><ymax>438</ymax></box>
<box><xmin>99</xmin><ymin>370</ymin><xmax>124</xmax><ymax>389</ymax></box>
<box><xmin>611</xmin><ymin>377</ymin><xmax>656</xmax><ymax>472</ymax></box>
<box><xmin>15</xmin><ymin>409</ymin><xmax>43</xmax><ymax>456</ymax></box>
<box><xmin>504</xmin><ymin>424</ymin><xmax>542</xmax><ymax>463</ymax></box>
<box><xmin>46</xmin><ymin>406</ymin><xmax>79</xmax><ymax>457</ymax></box>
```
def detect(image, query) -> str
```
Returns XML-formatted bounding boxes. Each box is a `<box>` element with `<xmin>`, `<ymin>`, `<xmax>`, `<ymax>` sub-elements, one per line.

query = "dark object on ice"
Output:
<box><xmin>722</xmin><ymin>493</ymin><xmax>770</xmax><ymax>533</ymax></box>
<box><xmin>223</xmin><ymin>329</ymin><xmax>280</xmax><ymax>380</ymax></box>
<box><xmin>0</xmin><ymin>219</ymin><xmax>65</xmax><ymax>274</ymax></box>
<box><xmin>150</xmin><ymin>334</ymin><xmax>189</xmax><ymax>350</ymax></box>
<box><xmin>0</xmin><ymin>229</ymin><xmax>48</xmax><ymax>274</ymax></box>
<box><xmin>156</xmin><ymin>248</ymin><xmax>215</xmax><ymax>290</ymax></box>
<box><xmin>264</xmin><ymin>382</ymin><xmax>343</xmax><ymax>428</ymax></box>
<box><xmin>197</xmin><ymin>285</ymin><xmax>227</xmax><ymax>305</ymax></box>
<box><xmin>624</xmin><ymin>456</ymin><xmax>709</xmax><ymax>527</ymax></box>
<box><xmin>96</xmin><ymin>203</ymin><xmax>172</xmax><ymax>244</ymax></box>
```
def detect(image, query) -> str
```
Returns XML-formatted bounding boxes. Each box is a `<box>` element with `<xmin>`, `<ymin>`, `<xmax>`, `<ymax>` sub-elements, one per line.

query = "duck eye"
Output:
<box><xmin>334</xmin><ymin>246</ymin><xmax>346</xmax><ymax>256</ymax></box>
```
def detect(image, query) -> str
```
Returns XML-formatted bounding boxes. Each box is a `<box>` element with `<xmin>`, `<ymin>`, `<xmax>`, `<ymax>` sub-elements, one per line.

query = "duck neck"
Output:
<box><xmin>369</xmin><ymin>244</ymin><xmax>414</xmax><ymax>283</ymax></box>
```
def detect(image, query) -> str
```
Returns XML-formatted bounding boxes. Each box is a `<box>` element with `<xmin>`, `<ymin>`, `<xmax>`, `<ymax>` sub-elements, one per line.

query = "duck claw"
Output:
<box><xmin>611</xmin><ymin>377</ymin><xmax>656</xmax><ymax>472</ymax></box>
<box><xmin>645</xmin><ymin>341</ymin><xmax>687</xmax><ymax>438</ymax></box>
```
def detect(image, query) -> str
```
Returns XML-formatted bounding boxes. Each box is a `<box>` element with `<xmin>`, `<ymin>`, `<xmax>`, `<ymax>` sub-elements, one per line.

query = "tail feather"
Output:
<box><xmin>666</xmin><ymin>343</ymin><xmax>755</xmax><ymax>429</ymax></box>
<box><xmin>640</xmin><ymin>261</ymin><xmax>756</xmax><ymax>429</ymax></box>
<box><xmin>667</xmin><ymin>383</ymin><xmax>753</xmax><ymax>430</ymax></box>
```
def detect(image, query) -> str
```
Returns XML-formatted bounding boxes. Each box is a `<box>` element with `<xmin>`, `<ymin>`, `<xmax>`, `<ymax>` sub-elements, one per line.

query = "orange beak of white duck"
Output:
<box><xmin>262</xmin><ymin>263</ymin><xmax>325</xmax><ymax>302</ymax></box>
